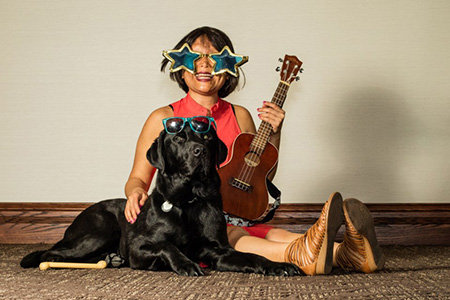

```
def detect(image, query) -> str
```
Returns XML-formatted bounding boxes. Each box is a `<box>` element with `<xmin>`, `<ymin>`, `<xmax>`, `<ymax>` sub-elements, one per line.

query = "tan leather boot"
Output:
<box><xmin>284</xmin><ymin>192</ymin><xmax>344</xmax><ymax>275</ymax></box>
<box><xmin>335</xmin><ymin>198</ymin><xmax>385</xmax><ymax>273</ymax></box>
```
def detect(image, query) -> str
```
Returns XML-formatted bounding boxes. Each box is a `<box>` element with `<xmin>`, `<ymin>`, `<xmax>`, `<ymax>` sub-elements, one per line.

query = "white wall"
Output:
<box><xmin>1</xmin><ymin>0</ymin><xmax>449</xmax><ymax>203</ymax></box>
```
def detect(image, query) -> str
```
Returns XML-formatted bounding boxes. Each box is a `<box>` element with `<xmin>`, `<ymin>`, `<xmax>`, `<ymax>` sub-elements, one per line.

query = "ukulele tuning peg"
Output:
<box><xmin>295</xmin><ymin>76</ymin><xmax>300</xmax><ymax>81</ymax></box>
<box><xmin>278</xmin><ymin>58</ymin><xmax>283</xmax><ymax>62</ymax></box>
<box><xmin>299</xmin><ymin>68</ymin><xmax>304</xmax><ymax>73</ymax></box>
<box><xmin>275</xmin><ymin>66</ymin><xmax>281</xmax><ymax>72</ymax></box>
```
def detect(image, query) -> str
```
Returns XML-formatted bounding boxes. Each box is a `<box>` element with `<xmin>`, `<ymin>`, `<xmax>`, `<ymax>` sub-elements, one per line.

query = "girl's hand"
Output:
<box><xmin>125</xmin><ymin>191</ymin><xmax>148</xmax><ymax>224</ymax></box>
<box><xmin>257</xmin><ymin>101</ymin><xmax>285</xmax><ymax>135</ymax></box>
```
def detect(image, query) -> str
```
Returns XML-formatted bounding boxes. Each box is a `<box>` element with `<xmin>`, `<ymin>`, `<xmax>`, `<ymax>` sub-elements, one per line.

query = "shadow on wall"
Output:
<box><xmin>312</xmin><ymin>87</ymin><xmax>415</xmax><ymax>203</ymax></box>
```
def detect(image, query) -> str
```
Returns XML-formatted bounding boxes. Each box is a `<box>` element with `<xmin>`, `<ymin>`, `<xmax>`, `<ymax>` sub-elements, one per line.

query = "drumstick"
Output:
<box><xmin>39</xmin><ymin>260</ymin><xmax>107</xmax><ymax>270</ymax></box>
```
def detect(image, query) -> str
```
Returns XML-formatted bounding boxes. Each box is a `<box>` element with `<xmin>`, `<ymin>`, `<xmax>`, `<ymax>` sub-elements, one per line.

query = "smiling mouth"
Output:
<box><xmin>195</xmin><ymin>72</ymin><xmax>213</xmax><ymax>81</ymax></box>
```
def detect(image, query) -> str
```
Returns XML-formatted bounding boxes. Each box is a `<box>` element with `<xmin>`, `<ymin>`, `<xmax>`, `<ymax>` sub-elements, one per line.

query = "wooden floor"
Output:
<box><xmin>0</xmin><ymin>202</ymin><xmax>449</xmax><ymax>245</ymax></box>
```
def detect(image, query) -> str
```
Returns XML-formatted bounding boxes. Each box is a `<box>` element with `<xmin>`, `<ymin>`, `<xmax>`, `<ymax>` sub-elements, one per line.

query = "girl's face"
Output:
<box><xmin>182</xmin><ymin>36</ymin><xmax>227</xmax><ymax>100</ymax></box>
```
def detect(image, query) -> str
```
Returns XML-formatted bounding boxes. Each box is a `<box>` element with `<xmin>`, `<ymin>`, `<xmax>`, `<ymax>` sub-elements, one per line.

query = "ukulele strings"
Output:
<box><xmin>236</xmin><ymin>82</ymin><xmax>289</xmax><ymax>186</ymax></box>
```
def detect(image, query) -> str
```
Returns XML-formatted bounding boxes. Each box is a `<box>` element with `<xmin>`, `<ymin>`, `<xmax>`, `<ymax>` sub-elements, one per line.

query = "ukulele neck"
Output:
<box><xmin>250</xmin><ymin>81</ymin><xmax>290</xmax><ymax>153</ymax></box>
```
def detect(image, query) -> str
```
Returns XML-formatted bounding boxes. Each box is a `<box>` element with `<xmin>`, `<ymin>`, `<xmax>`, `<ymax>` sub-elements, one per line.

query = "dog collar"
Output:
<box><xmin>161</xmin><ymin>201</ymin><xmax>173</xmax><ymax>213</ymax></box>
<box><xmin>161</xmin><ymin>197</ymin><xmax>199</xmax><ymax>213</ymax></box>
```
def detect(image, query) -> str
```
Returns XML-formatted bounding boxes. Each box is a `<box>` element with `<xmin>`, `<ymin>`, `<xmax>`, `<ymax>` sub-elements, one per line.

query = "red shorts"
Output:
<box><xmin>227</xmin><ymin>223</ymin><xmax>273</xmax><ymax>238</ymax></box>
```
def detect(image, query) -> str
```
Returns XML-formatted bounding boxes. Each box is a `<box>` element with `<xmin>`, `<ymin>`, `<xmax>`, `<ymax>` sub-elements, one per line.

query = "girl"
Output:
<box><xmin>124</xmin><ymin>26</ymin><xmax>384</xmax><ymax>275</ymax></box>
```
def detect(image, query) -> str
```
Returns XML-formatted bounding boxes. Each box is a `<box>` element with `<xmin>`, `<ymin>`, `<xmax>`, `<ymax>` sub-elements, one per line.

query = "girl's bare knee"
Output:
<box><xmin>265</xmin><ymin>228</ymin><xmax>301</xmax><ymax>243</ymax></box>
<box><xmin>227</xmin><ymin>226</ymin><xmax>250</xmax><ymax>248</ymax></box>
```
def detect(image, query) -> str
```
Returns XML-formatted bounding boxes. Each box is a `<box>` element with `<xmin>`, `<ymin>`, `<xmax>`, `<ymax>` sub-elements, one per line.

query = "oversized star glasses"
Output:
<box><xmin>163</xmin><ymin>43</ymin><xmax>248</xmax><ymax>77</ymax></box>
<box><xmin>162</xmin><ymin>116</ymin><xmax>217</xmax><ymax>135</ymax></box>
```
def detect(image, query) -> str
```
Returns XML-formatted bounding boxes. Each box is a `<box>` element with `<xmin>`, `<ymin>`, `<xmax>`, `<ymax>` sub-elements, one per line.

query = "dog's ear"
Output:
<box><xmin>147</xmin><ymin>131</ymin><xmax>166</xmax><ymax>174</ymax></box>
<box><xmin>216</xmin><ymin>138</ymin><xmax>228</xmax><ymax>169</ymax></box>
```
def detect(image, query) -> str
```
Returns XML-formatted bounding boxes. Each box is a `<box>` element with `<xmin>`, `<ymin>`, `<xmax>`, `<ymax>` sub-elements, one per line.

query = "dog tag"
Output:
<box><xmin>161</xmin><ymin>201</ymin><xmax>173</xmax><ymax>213</ymax></box>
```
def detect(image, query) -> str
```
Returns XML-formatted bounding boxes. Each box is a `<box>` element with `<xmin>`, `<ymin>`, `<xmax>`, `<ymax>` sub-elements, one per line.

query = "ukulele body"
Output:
<box><xmin>219</xmin><ymin>132</ymin><xmax>278</xmax><ymax>221</ymax></box>
<box><xmin>219</xmin><ymin>54</ymin><xmax>302</xmax><ymax>221</ymax></box>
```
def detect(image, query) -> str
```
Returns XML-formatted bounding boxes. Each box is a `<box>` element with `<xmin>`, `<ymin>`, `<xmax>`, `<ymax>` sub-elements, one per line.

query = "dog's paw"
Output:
<box><xmin>173</xmin><ymin>261</ymin><xmax>205</xmax><ymax>276</ymax></box>
<box><xmin>263</xmin><ymin>262</ymin><xmax>302</xmax><ymax>276</ymax></box>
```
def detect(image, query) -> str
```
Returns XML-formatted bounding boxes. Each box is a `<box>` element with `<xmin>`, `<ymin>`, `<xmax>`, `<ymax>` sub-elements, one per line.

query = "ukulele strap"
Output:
<box><xmin>224</xmin><ymin>179</ymin><xmax>281</xmax><ymax>227</ymax></box>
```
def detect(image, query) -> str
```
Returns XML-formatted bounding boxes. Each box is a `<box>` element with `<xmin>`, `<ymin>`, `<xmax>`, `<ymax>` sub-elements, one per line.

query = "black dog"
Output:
<box><xmin>21</xmin><ymin>123</ymin><xmax>300</xmax><ymax>276</ymax></box>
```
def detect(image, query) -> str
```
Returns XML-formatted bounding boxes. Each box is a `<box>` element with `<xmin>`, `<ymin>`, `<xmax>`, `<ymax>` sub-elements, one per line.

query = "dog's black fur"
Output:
<box><xmin>21</xmin><ymin>124</ymin><xmax>300</xmax><ymax>276</ymax></box>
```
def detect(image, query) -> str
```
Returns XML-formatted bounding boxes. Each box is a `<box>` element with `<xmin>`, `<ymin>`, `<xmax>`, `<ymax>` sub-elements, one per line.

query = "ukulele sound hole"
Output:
<box><xmin>244</xmin><ymin>152</ymin><xmax>260</xmax><ymax>167</ymax></box>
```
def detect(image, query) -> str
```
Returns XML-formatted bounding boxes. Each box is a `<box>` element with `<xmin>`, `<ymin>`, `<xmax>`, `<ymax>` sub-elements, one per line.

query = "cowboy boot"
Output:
<box><xmin>334</xmin><ymin>198</ymin><xmax>385</xmax><ymax>273</ymax></box>
<box><xmin>284</xmin><ymin>192</ymin><xmax>344</xmax><ymax>275</ymax></box>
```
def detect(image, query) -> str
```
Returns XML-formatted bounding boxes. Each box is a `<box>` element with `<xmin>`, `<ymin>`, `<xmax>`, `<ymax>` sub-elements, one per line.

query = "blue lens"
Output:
<box><xmin>190</xmin><ymin>117</ymin><xmax>210</xmax><ymax>133</ymax></box>
<box><xmin>164</xmin><ymin>117</ymin><xmax>185</xmax><ymax>134</ymax></box>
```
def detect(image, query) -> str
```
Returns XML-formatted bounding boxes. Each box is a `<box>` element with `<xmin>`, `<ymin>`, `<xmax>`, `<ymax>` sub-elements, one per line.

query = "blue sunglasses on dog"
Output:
<box><xmin>163</xmin><ymin>116</ymin><xmax>217</xmax><ymax>134</ymax></box>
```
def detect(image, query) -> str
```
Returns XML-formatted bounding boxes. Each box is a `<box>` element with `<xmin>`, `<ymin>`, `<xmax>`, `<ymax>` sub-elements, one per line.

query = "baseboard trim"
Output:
<box><xmin>1</xmin><ymin>202</ymin><xmax>449</xmax><ymax>245</ymax></box>
<box><xmin>267</xmin><ymin>203</ymin><xmax>450</xmax><ymax>246</ymax></box>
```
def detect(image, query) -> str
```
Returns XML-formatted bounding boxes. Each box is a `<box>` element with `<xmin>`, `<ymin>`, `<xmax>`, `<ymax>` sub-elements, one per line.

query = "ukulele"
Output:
<box><xmin>219</xmin><ymin>55</ymin><xmax>303</xmax><ymax>221</ymax></box>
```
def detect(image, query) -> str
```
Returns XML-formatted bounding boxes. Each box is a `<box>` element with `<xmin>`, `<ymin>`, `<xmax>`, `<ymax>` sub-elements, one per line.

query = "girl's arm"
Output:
<box><xmin>124</xmin><ymin>106</ymin><xmax>173</xmax><ymax>223</ymax></box>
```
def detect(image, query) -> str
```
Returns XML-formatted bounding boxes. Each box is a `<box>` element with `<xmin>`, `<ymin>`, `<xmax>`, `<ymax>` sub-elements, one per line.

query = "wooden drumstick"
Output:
<box><xmin>39</xmin><ymin>260</ymin><xmax>107</xmax><ymax>270</ymax></box>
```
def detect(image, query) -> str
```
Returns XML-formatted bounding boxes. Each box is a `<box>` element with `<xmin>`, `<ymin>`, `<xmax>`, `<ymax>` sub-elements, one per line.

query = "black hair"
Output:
<box><xmin>161</xmin><ymin>26</ymin><xmax>243</xmax><ymax>98</ymax></box>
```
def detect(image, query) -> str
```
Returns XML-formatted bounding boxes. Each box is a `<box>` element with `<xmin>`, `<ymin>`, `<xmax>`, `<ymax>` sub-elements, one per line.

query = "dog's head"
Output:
<box><xmin>147</xmin><ymin>120</ymin><xmax>228</xmax><ymax>179</ymax></box>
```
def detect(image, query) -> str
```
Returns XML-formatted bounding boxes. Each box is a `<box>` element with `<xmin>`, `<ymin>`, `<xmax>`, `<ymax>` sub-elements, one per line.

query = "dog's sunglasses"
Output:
<box><xmin>162</xmin><ymin>116</ymin><xmax>217</xmax><ymax>135</ymax></box>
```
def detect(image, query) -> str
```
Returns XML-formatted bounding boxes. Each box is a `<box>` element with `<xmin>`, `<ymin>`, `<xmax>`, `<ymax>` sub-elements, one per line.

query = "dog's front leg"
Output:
<box><xmin>206</xmin><ymin>247</ymin><xmax>301</xmax><ymax>276</ymax></box>
<box><xmin>129</xmin><ymin>242</ymin><xmax>204</xmax><ymax>276</ymax></box>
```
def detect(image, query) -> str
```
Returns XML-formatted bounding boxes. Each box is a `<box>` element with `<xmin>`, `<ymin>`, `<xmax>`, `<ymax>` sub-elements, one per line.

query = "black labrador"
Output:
<box><xmin>21</xmin><ymin>122</ymin><xmax>300</xmax><ymax>276</ymax></box>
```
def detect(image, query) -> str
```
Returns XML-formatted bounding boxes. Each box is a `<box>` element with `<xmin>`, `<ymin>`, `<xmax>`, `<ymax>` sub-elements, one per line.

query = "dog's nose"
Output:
<box><xmin>193</xmin><ymin>145</ymin><xmax>207</xmax><ymax>157</ymax></box>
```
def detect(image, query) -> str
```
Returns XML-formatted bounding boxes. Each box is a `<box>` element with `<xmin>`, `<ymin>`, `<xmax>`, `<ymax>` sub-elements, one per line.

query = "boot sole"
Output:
<box><xmin>316</xmin><ymin>192</ymin><xmax>344</xmax><ymax>274</ymax></box>
<box><xmin>343</xmin><ymin>198</ymin><xmax>385</xmax><ymax>272</ymax></box>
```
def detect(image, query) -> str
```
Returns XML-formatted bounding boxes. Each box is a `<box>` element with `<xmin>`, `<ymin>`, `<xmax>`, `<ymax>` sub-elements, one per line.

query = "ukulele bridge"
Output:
<box><xmin>228</xmin><ymin>177</ymin><xmax>253</xmax><ymax>193</ymax></box>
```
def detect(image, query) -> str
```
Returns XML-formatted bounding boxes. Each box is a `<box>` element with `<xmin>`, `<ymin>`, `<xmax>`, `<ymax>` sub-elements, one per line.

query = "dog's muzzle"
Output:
<box><xmin>189</xmin><ymin>143</ymin><xmax>212</xmax><ymax>177</ymax></box>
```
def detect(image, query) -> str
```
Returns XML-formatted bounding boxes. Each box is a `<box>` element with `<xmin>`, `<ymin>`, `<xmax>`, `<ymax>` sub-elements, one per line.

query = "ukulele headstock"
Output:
<box><xmin>277</xmin><ymin>55</ymin><xmax>303</xmax><ymax>84</ymax></box>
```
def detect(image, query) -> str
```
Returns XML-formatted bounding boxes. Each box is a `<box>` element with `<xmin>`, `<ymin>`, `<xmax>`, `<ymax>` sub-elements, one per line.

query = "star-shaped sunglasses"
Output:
<box><xmin>163</xmin><ymin>43</ymin><xmax>248</xmax><ymax>77</ymax></box>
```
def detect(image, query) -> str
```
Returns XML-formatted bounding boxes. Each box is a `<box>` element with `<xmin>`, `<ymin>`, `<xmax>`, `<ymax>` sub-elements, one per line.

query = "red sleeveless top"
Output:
<box><xmin>170</xmin><ymin>93</ymin><xmax>241</xmax><ymax>164</ymax></box>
